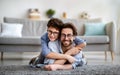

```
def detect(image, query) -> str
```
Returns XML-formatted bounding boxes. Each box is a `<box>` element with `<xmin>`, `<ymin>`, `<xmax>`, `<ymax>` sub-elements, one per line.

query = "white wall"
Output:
<box><xmin>0</xmin><ymin>0</ymin><xmax>118</xmax><ymax>22</ymax></box>
<box><xmin>0</xmin><ymin>0</ymin><xmax>120</xmax><ymax>53</ymax></box>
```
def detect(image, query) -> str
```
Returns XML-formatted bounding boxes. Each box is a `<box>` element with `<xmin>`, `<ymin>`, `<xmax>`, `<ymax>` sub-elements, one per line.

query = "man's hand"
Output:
<box><xmin>65</xmin><ymin>55</ymin><xmax>76</xmax><ymax>64</ymax></box>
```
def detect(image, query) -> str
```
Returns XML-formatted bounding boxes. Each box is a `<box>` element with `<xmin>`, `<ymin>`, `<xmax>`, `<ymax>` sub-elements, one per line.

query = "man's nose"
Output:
<box><xmin>64</xmin><ymin>36</ymin><xmax>69</xmax><ymax>40</ymax></box>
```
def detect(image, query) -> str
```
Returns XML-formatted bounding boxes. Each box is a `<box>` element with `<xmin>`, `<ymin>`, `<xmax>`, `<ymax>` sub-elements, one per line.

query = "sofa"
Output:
<box><xmin>0</xmin><ymin>17</ymin><xmax>116</xmax><ymax>60</ymax></box>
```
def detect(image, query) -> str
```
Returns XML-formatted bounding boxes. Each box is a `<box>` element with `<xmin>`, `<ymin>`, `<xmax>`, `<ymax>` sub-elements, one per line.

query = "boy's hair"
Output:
<box><xmin>62</xmin><ymin>22</ymin><xmax>77</xmax><ymax>36</ymax></box>
<box><xmin>47</xmin><ymin>18</ymin><xmax>63</xmax><ymax>31</ymax></box>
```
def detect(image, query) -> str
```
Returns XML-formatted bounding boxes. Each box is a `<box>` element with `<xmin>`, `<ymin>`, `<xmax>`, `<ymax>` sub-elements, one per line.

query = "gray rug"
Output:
<box><xmin>0</xmin><ymin>65</ymin><xmax>120</xmax><ymax>75</ymax></box>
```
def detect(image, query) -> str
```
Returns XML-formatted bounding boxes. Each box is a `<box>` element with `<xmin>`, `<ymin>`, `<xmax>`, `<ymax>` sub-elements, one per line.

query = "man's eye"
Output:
<box><xmin>61</xmin><ymin>34</ymin><xmax>65</xmax><ymax>37</ymax></box>
<box><xmin>68</xmin><ymin>34</ymin><xmax>73</xmax><ymax>37</ymax></box>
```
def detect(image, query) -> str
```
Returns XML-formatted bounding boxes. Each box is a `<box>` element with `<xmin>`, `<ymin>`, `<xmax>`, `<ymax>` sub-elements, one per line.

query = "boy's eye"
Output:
<box><xmin>47</xmin><ymin>30</ymin><xmax>59</xmax><ymax>35</ymax></box>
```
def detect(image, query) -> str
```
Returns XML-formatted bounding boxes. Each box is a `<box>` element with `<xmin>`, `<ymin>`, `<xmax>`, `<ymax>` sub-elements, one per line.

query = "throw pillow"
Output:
<box><xmin>1</xmin><ymin>23</ymin><xmax>23</xmax><ymax>37</ymax></box>
<box><xmin>84</xmin><ymin>23</ymin><xmax>106</xmax><ymax>36</ymax></box>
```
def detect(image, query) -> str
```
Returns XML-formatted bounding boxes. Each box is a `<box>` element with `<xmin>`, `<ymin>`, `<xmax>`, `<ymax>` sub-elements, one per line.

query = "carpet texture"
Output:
<box><xmin>0</xmin><ymin>65</ymin><xmax>120</xmax><ymax>75</ymax></box>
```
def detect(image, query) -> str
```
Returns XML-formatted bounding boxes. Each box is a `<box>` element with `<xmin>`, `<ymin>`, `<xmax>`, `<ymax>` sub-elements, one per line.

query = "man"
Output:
<box><xmin>29</xmin><ymin>18</ymin><xmax>86</xmax><ymax>68</ymax></box>
<box><xmin>44</xmin><ymin>23</ymin><xmax>87</xmax><ymax>71</ymax></box>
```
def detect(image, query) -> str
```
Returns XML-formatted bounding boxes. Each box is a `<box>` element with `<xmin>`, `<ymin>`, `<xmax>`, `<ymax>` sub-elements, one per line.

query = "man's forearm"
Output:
<box><xmin>75</xmin><ymin>42</ymin><xmax>86</xmax><ymax>50</ymax></box>
<box><xmin>46</xmin><ymin>52</ymin><xmax>67</xmax><ymax>60</ymax></box>
<box><xmin>65</xmin><ymin>42</ymin><xmax>86</xmax><ymax>56</ymax></box>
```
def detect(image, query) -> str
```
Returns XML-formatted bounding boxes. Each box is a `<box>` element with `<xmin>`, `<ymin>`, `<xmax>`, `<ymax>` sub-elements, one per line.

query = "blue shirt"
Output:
<box><xmin>41</xmin><ymin>32</ymin><xmax>85</xmax><ymax>58</ymax></box>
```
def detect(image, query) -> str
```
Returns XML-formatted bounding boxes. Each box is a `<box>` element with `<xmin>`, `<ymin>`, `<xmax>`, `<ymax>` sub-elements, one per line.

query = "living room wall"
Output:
<box><xmin>0</xmin><ymin>0</ymin><xmax>120</xmax><ymax>53</ymax></box>
<box><xmin>0</xmin><ymin>0</ymin><xmax>117</xmax><ymax>22</ymax></box>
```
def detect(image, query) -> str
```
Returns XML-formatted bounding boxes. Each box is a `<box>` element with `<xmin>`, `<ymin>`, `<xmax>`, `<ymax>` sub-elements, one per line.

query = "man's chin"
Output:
<box><xmin>63</xmin><ymin>43</ymin><xmax>70</xmax><ymax>47</ymax></box>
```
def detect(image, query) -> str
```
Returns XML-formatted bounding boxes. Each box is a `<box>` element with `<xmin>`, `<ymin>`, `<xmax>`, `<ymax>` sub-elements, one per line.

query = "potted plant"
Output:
<box><xmin>46</xmin><ymin>9</ymin><xmax>55</xmax><ymax>18</ymax></box>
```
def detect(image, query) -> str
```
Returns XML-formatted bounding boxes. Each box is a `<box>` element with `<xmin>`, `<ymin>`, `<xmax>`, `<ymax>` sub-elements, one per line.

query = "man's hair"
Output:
<box><xmin>62</xmin><ymin>23</ymin><xmax>77</xmax><ymax>36</ymax></box>
<box><xmin>47</xmin><ymin>18</ymin><xmax>63</xmax><ymax>31</ymax></box>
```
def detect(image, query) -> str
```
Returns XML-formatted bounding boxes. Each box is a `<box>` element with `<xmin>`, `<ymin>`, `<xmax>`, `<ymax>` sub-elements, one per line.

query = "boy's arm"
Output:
<box><xmin>41</xmin><ymin>33</ymin><xmax>51</xmax><ymax>57</ymax></box>
<box><xmin>41</xmin><ymin>33</ymin><xmax>72</xmax><ymax>60</ymax></box>
<box><xmin>46</xmin><ymin>52</ymin><xmax>75</xmax><ymax>62</ymax></box>
<box><xmin>53</xmin><ymin>54</ymin><xmax>76</xmax><ymax>65</ymax></box>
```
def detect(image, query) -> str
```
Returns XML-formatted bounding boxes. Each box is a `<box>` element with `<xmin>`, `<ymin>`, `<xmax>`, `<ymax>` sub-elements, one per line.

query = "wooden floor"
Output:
<box><xmin>0</xmin><ymin>51</ymin><xmax>120</xmax><ymax>65</ymax></box>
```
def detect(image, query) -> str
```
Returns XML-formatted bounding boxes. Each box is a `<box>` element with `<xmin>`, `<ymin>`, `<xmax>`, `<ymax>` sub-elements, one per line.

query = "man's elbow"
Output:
<box><xmin>80</xmin><ymin>42</ymin><xmax>87</xmax><ymax>49</ymax></box>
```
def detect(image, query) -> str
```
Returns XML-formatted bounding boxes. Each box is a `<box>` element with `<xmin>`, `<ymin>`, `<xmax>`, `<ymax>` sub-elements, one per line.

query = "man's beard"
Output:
<box><xmin>61</xmin><ymin>40</ymin><xmax>73</xmax><ymax>47</ymax></box>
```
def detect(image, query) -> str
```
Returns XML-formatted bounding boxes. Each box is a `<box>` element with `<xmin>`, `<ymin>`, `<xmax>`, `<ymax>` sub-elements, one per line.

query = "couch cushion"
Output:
<box><xmin>84</xmin><ymin>23</ymin><xmax>106</xmax><ymax>36</ymax></box>
<box><xmin>77</xmin><ymin>36</ymin><xmax>109</xmax><ymax>44</ymax></box>
<box><xmin>1</xmin><ymin>23</ymin><xmax>23</xmax><ymax>37</ymax></box>
<box><xmin>0</xmin><ymin>36</ymin><xmax>41</xmax><ymax>45</ymax></box>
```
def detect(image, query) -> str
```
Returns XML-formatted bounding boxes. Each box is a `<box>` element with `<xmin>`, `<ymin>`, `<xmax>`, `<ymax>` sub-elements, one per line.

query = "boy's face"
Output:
<box><xmin>47</xmin><ymin>26</ymin><xmax>59</xmax><ymax>41</ymax></box>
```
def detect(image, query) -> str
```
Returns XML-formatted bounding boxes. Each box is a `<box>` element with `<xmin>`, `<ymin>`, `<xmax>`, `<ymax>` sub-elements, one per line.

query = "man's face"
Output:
<box><xmin>47</xmin><ymin>27</ymin><xmax>59</xmax><ymax>41</ymax></box>
<box><xmin>61</xmin><ymin>28</ymin><xmax>74</xmax><ymax>47</ymax></box>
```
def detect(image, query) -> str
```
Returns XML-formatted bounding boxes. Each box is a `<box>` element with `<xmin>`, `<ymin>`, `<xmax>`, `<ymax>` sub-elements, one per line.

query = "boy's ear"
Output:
<box><xmin>73</xmin><ymin>36</ymin><xmax>75</xmax><ymax>40</ymax></box>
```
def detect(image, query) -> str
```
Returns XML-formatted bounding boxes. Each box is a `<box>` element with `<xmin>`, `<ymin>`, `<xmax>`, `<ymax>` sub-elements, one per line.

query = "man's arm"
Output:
<box><xmin>66</xmin><ymin>42</ymin><xmax>86</xmax><ymax>56</ymax></box>
<box><xmin>65</xmin><ymin>37</ymin><xmax>86</xmax><ymax>55</ymax></box>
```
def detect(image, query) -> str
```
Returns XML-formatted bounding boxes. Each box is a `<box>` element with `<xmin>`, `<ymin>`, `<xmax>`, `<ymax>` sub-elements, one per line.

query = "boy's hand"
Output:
<box><xmin>65</xmin><ymin>47</ymin><xmax>81</xmax><ymax>56</ymax></box>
